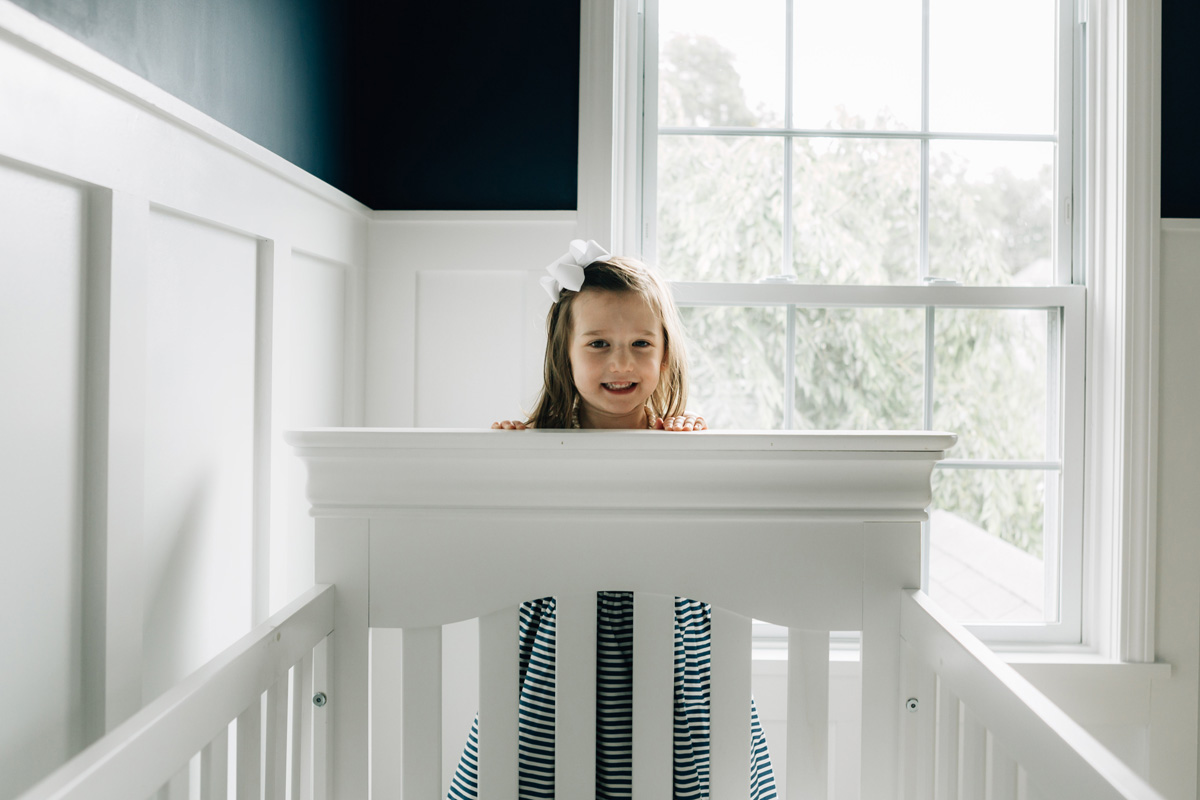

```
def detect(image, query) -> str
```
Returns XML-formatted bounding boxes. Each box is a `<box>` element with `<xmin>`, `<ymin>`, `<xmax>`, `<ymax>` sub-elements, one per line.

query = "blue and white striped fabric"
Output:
<box><xmin>447</xmin><ymin>592</ymin><xmax>777</xmax><ymax>800</ymax></box>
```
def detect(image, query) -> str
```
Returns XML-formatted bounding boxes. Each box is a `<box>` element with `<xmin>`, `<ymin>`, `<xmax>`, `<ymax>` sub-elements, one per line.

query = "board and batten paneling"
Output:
<box><xmin>0</xmin><ymin>160</ymin><xmax>88</xmax><ymax>799</ymax></box>
<box><xmin>0</xmin><ymin>5</ymin><xmax>365</xmax><ymax>797</ymax></box>
<box><xmin>141</xmin><ymin>209</ymin><xmax>258</xmax><ymax>702</ymax></box>
<box><xmin>366</xmin><ymin>213</ymin><xmax>577</xmax><ymax>428</ymax></box>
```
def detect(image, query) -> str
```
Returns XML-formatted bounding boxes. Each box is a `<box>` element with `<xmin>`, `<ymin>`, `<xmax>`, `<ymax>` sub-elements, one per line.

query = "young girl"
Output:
<box><xmin>492</xmin><ymin>238</ymin><xmax>705</xmax><ymax>433</ymax></box>
<box><xmin>452</xmin><ymin>242</ymin><xmax>775</xmax><ymax>800</ymax></box>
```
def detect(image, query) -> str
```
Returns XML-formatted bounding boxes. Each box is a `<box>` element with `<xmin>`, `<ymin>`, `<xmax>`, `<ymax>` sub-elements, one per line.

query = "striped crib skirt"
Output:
<box><xmin>447</xmin><ymin>592</ymin><xmax>777</xmax><ymax>800</ymax></box>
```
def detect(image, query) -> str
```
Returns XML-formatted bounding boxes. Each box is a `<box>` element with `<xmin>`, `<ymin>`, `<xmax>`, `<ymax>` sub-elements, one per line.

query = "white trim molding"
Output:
<box><xmin>1081</xmin><ymin>0</ymin><xmax>1161</xmax><ymax>662</ymax></box>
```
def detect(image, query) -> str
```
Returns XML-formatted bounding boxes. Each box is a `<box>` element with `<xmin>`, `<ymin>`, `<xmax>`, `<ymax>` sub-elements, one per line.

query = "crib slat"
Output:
<box><xmin>900</xmin><ymin>638</ymin><xmax>937</xmax><ymax>800</ymax></box>
<box><xmin>632</xmin><ymin>593</ymin><xmax>674</xmax><ymax>800</ymax></box>
<box><xmin>402</xmin><ymin>626</ymin><xmax>443</xmax><ymax>799</ymax></box>
<box><xmin>988</xmin><ymin>732</ymin><xmax>1019</xmax><ymax>800</ymax></box>
<box><xmin>311</xmin><ymin>638</ymin><xmax>329</xmax><ymax>800</ymax></box>
<box><xmin>959</xmin><ymin>706</ymin><xmax>986</xmax><ymax>800</ymax></box>
<box><xmin>555</xmin><ymin>593</ymin><xmax>597</xmax><ymax>797</ymax></box>
<box><xmin>293</xmin><ymin>653</ymin><xmax>313</xmax><ymax>800</ymax></box>
<box><xmin>265</xmin><ymin>678</ymin><xmax>288</xmax><ymax>799</ymax></box>
<box><xmin>478</xmin><ymin>606</ymin><xmax>519</xmax><ymax>800</ymax></box>
<box><xmin>710</xmin><ymin>607</ymin><xmax>751</xmax><ymax>798</ymax></box>
<box><xmin>237</xmin><ymin>695</ymin><xmax>262</xmax><ymax>800</ymax></box>
<box><xmin>935</xmin><ymin>679</ymin><xmax>960</xmax><ymax>800</ymax></box>
<box><xmin>200</xmin><ymin>726</ymin><xmax>229</xmax><ymax>800</ymax></box>
<box><xmin>787</xmin><ymin>629</ymin><xmax>829</xmax><ymax>800</ymax></box>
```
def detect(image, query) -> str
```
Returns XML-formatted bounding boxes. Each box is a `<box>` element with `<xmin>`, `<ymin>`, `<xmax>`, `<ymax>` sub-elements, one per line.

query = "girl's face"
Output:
<box><xmin>568</xmin><ymin>289</ymin><xmax>666</xmax><ymax>428</ymax></box>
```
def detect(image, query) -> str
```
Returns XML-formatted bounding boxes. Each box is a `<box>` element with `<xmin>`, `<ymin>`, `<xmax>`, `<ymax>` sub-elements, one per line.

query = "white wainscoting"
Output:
<box><xmin>0</xmin><ymin>4</ymin><xmax>365</xmax><ymax>798</ymax></box>
<box><xmin>366</xmin><ymin>212</ymin><xmax>578</xmax><ymax>428</ymax></box>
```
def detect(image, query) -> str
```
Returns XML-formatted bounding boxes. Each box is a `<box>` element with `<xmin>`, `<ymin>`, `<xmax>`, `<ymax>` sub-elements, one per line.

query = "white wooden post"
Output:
<box><xmin>200</xmin><ymin>727</ymin><xmax>229</xmax><ymax>800</ymax></box>
<box><xmin>314</xmin><ymin>518</ymin><xmax>369</xmax><ymax>800</ymax></box>
<box><xmin>935</xmin><ymin>679</ymin><xmax>961</xmax><ymax>800</ymax></box>
<box><xmin>710</xmin><ymin>607</ymin><xmax>752</xmax><ymax>798</ymax></box>
<box><xmin>264</xmin><ymin>679</ymin><xmax>288</xmax><ymax>799</ymax></box>
<box><xmin>292</xmin><ymin>654</ymin><xmax>313</xmax><ymax>800</ymax></box>
<box><xmin>788</xmin><ymin>629</ymin><xmax>830</xmax><ymax>800</ymax></box>
<box><xmin>82</xmin><ymin>188</ymin><xmax>149</xmax><ymax>740</ymax></box>
<box><xmin>236</xmin><ymin>697</ymin><xmax>262</xmax><ymax>799</ymax></box>
<box><xmin>402</xmin><ymin>626</ymin><xmax>444</xmax><ymax>798</ymax></box>
<box><xmin>900</xmin><ymin>638</ymin><xmax>937</xmax><ymax>800</ymax></box>
<box><xmin>478</xmin><ymin>606</ymin><xmax>519</xmax><ymax>799</ymax></box>
<box><xmin>861</xmin><ymin>521</ymin><xmax>921</xmax><ymax>800</ymax></box>
<box><xmin>960</xmin><ymin>706</ymin><xmax>987</xmax><ymax>800</ymax></box>
<box><xmin>632</xmin><ymin>593</ymin><xmax>675</xmax><ymax>799</ymax></box>
<box><xmin>556</xmin><ymin>593</ymin><xmax>598</xmax><ymax>797</ymax></box>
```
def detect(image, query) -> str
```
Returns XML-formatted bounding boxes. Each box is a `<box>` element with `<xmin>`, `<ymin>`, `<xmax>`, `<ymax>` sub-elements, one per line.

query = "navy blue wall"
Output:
<box><xmin>341</xmin><ymin>1</ymin><xmax>579</xmax><ymax>211</ymax></box>
<box><xmin>11</xmin><ymin>0</ymin><xmax>1197</xmax><ymax>216</ymax></box>
<box><xmin>1162</xmin><ymin>0</ymin><xmax>1200</xmax><ymax>219</ymax></box>
<box><xmin>11</xmin><ymin>0</ymin><xmax>348</xmax><ymax>190</ymax></box>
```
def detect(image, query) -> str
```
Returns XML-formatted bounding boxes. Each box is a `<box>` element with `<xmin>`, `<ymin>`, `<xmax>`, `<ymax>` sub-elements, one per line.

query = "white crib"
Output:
<box><xmin>17</xmin><ymin>429</ymin><xmax>1164</xmax><ymax>800</ymax></box>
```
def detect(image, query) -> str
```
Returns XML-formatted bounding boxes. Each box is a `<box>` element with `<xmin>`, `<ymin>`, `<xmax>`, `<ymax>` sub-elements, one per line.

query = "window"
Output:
<box><xmin>636</xmin><ymin>0</ymin><xmax>1084</xmax><ymax>643</ymax></box>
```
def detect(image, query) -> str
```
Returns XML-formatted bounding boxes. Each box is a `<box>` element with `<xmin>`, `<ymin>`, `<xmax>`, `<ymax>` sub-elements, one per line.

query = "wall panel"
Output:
<box><xmin>141</xmin><ymin>208</ymin><xmax>257</xmax><ymax>701</ymax></box>
<box><xmin>0</xmin><ymin>160</ymin><xmax>87</xmax><ymax>798</ymax></box>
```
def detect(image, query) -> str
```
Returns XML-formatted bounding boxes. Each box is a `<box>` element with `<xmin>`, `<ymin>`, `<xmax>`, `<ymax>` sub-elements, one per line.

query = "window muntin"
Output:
<box><xmin>643</xmin><ymin>0</ymin><xmax>1080</xmax><ymax>641</ymax></box>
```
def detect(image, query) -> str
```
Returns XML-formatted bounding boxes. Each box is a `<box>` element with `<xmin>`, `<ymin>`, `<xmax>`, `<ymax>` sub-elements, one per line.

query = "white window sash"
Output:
<box><xmin>579</xmin><ymin>0</ymin><xmax>1160</xmax><ymax>658</ymax></box>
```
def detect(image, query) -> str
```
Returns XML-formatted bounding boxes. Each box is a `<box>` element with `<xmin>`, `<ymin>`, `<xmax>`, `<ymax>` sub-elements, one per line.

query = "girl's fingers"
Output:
<box><xmin>491</xmin><ymin>420</ymin><xmax>527</xmax><ymax>430</ymax></box>
<box><xmin>660</xmin><ymin>415</ymin><xmax>705</xmax><ymax>432</ymax></box>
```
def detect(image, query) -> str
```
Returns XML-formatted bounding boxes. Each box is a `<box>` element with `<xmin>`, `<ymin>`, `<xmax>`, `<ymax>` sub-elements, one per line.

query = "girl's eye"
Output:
<box><xmin>587</xmin><ymin>340</ymin><xmax>608</xmax><ymax>348</ymax></box>
<box><xmin>633</xmin><ymin>340</ymin><xmax>651</xmax><ymax>348</ymax></box>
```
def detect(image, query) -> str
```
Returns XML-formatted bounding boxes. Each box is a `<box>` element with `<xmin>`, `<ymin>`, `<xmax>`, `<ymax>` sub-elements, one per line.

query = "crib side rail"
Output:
<box><xmin>900</xmin><ymin>590</ymin><xmax>1164</xmax><ymax>800</ymax></box>
<box><xmin>17</xmin><ymin>584</ymin><xmax>334</xmax><ymax>800</ymax></box>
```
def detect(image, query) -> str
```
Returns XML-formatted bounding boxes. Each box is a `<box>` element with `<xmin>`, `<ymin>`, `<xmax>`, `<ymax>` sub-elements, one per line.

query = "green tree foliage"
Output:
<box><xmin>660</xmin><ymin>34</ymin><xmax>1053</xmax><ymax>555</ymax></box>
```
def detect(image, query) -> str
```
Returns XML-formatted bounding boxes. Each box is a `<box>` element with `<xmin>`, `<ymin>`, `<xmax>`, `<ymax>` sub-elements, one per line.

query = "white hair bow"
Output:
<box><xmin>540</xmin><ymin>239</ymin><xmax>611</xmax><ymax>302</ymax></box>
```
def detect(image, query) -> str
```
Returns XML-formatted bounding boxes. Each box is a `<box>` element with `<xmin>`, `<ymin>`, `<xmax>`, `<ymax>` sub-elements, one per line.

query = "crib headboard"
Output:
<box><xmin>287</xmin><ymin>428</ymin><xmax>954</xmax><ymax>800</ymax></box>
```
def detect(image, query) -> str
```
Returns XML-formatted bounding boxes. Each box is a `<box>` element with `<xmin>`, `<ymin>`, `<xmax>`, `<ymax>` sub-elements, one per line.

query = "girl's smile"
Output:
<box><xmin>569</xmin><ymin>290</ymin><xmax>666</xmax><ymax>428</ymax></box>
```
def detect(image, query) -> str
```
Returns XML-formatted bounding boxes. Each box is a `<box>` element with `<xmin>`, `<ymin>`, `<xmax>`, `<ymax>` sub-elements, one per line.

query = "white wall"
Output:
<box><xmin>0</xmin><ymin>4</ymin><xmax>364</xmax><ymax>797</ymax></box>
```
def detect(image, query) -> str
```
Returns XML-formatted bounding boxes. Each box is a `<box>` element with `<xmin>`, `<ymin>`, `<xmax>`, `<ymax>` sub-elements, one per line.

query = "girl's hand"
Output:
<box><xmin>491</xmin><ymin>420</ymin><xmax>528</xmax><ymax>430</ymax></box>
<box><xmin>656</xmin><ymin>414</ymin><xmax>706</xmax><ymax>432</ymax></box>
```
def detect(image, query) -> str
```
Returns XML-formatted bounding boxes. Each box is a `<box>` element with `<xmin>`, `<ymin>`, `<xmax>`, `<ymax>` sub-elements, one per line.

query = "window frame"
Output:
<box><xmin>580</xmin><ymin>0</ymin><xmax>1161</xmax><ymax>658</ymax></box>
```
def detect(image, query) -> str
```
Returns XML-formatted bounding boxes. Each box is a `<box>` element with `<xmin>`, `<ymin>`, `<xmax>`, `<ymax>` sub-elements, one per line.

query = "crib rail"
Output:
<box><xmin>900</xmin><ymin>590</ymin><xmax>1164</xmax><ymax>800</ymax></box>
<box><xmin>17</xmin><ymin>584</ymin><xmax>334</xmax><ymax>800</ymax></box>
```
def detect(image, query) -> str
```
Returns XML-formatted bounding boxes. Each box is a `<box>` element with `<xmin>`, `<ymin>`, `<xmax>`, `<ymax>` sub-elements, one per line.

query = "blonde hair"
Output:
<box><xmin>527</xmin><ymin>256</ymin><xmax>689</xmax><ymax>428</ymax></box>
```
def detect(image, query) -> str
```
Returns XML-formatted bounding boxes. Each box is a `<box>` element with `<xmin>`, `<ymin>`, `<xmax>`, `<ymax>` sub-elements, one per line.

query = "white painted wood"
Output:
<box><xmin>861</xmin><ymin>522</ymin><xmax>921</xmax><ymax>800</ymax></box>
<box><xmin>900</xmin><ymin>640</ymin><xmax>936</xmax><ymax>800</ymax></box>
<box><xmin>441</xmin><ymin>618</ymin><xmax>480</xmax><ymax>796</ymax></box>
<box><xmin>710</xmin><ymin>608</ymin><xmax>752</xmax><ymax>799</ymax></box>
<box><xmin>82</xmin><ymin>187</ymin><xmax>151</xmax><ymax>740</ymax></box>
<box><xmin>935</xmin><ymin>679</ymin><xmax>961</xmax><ymax>800</ymax></box>
<box><xmin>265</xmin><ymin>679</ymin><xmax>288</xmax><ymax>800</ymax></box>
<box><xmin>236</xmin><ymin>697</ymin><xmax>262</xmax><ymax>800</ymax></box>
<box><xmin>988</xmin><ymin>733</ymin><xmax>1019</xmax><ymax>800</ymax></box>
<box><xmin>555</xmin><ymin>593</ymin><xmax>598</xmax><ymax>797</ymax></box>
<box><xmin>291</xmin><ymin>656</ymin><xmax>312</xmax><ymax>800</ymax></box>
<box><xmin>788</xmin><ymin>630</ymin><xmax>829</xmax><ymax>800</ymax></box>
<box><xmin>13</xmin><ymin>585</ymin><xmax>331</xmax><ymax>800</ymax></box>
<box><xmin>632</xmin><ymin>593</ymin><xmax>675</xmax><ymax>800</ymax></box>
<box><xmin>959</xmin><ymin>706</ymin><xmax>986</xmax><ymax>800</ymax></box>
<box><xmin>401</xmin><ymin>627</ymin><xmax>443</xmax><ymax>799</ymax></box>
<box><xmin>369</xmin><ymin>511</ymin><xmax>864</xmax><ymax>633</ymax></box>
<box><xmin>254</xmin><ymin>240</ymin><xmax>280</xmax><ymax>626</ymax></box>
<box><xmin>199</xmin><ymin>727</ymin><xmax>228</xmax><ymax>800</ymax></box>
<box><xmin>478</xmin><ymin>607</ymin><xmax>520</xmax><ymax>800</ymax></box>
<box><xmin>578</xmin><ymin>0</ymin><xmax>616</xmax><ymax>244</ymax></box>
<box><xmin>902</xmin><ymin>591</ymin><xmax>1165</xmax><ymax>799</ymax></box>
<box><xmin>0</xmin><ymin>159</ymin><xmax>87</xmax><ymax>797</ymax></box>
<box><xmin>414</xmin><ymin>270</ymin><xmax>532</xmax><ymax>427</ymax></box>
<box><xmin>143</xmin><ymin>208</ymin><xmax>258</xmax><ymax>700</ymax></box>
<box><xmin>311</xmin><ymin>638</ymin><xmax>329</xmax><ymax>800</ymax></box>
<box><xmin>314</xmin><ymin>520</ymin><xmax>369</xmax><ymax>800</ymax></box>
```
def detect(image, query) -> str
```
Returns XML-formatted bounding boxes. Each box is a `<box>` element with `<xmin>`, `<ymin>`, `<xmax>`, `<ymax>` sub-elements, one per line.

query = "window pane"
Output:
<box><xmin>792</xmin><ymin>137</ymin><xmax>920</xmax><ymax>284</ymax></box>
<box><xmin>933</xmin><ymin>308</ymin><xmax>1049</xmax><ymax>460</ymax></box>
<box><xmin>682</xmin><ymin>305</ymin><xmax>786</xmax><ymax>429</ymax></box>
<box><xmin>928</xmin><ymin>140</ymin><xmax>1056</xmax><ymax>285</ymax></box>
<box><xmin>929</xmin><ymin>0</ymin><xmax>1056</xmax><ymax>134</ymax></box>
<box><xmin>657</xmin><ymin>135</ymin><xmax>784</xmax><ymax>282</ymax></box>
<box><xmin>659</xmin><ymin>0</ymin><xmax>785</xmax><ymax>127</ymax></box>
<box><xmin>793</xmin><ymin>307</ymin><xmax>924</xmax><ymax>430</ymax></box>
<box><xmin>929</xmin><ymin>469</ymin><xmax>1049</xmax><ymax>622</ymax></box>
<box><xmin>793</xmin><ymin>0</ymin><xmax>922</xmax><ymax>131</ymax></box>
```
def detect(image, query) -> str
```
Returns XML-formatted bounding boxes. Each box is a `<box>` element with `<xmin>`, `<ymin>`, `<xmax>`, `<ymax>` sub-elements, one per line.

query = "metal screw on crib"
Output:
<box><xmin>906</xmin><ymin>697</ymin><xmax>919</xmax><ymax>712</ymax></box>
<box><xmin>313</xmin><ymin>692</ymin><xmax>327</xmax><ymax>707</ymax></box>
